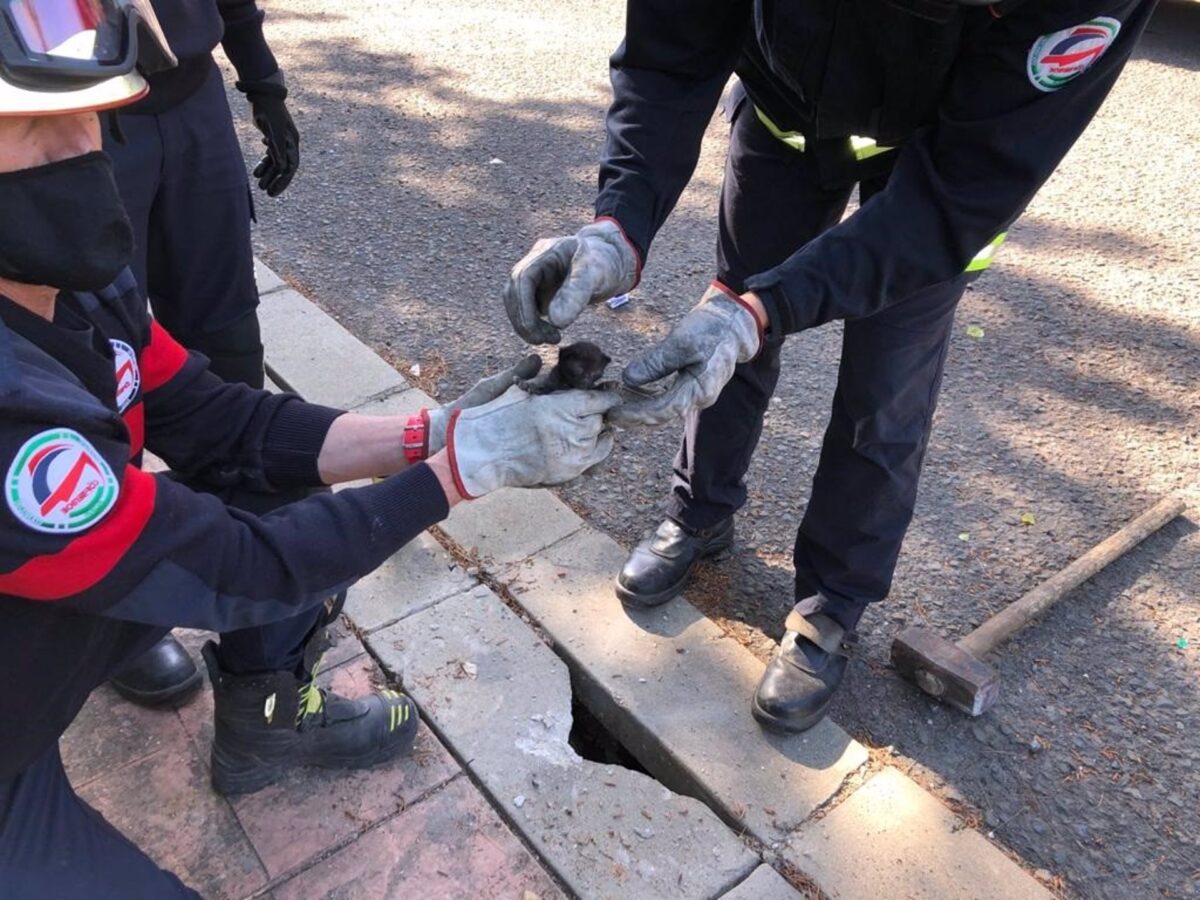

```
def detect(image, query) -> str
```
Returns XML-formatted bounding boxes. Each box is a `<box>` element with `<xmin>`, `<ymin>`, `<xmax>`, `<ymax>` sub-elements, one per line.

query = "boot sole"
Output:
<box><xmin>614</xmin><ymin>523</ymin><xmax>735</xmax><ymax>609</ymax></box>
<box><xmin>110</xmin><ymin>668</ymin><xmax>202</xmax><ymax>708</ymax></box>
<box><xmin>211</xmin><ymin>726</ymin><xmax>420</xmax><ymax>797</ymax></box>
<box><xmin>750</xmin><ymin>694</ymin><xmax>831</xmax><ymax>735</ymax></box>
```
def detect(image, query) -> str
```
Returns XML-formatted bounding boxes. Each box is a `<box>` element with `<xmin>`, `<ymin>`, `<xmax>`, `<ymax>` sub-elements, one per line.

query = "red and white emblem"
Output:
<box><xmin>1027</xmin><ymin>17</ymin><xmax>1121</xmax><ymax>93</ymax></box>
<box><xmin>111</xmin><ymin>339</ymin><xmax>140</xmax><ymax>412</ymax></box>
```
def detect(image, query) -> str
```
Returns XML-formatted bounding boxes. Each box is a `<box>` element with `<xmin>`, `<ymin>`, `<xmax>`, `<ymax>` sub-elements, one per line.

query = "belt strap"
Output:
<box><xmin>784</xmin><ymin>610</ymin><xmax>850</xmax><ymax>656</ymax></box>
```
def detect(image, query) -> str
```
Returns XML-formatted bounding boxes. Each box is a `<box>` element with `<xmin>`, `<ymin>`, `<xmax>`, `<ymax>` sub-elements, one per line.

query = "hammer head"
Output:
<box><xmin>890</xmin><ymin>626</ymin><xmax>1001</xmax><ymax>717</ymax></box>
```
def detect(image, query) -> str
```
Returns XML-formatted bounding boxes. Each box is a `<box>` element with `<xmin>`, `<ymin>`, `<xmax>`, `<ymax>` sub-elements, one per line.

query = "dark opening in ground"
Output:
<box><xmin>567</xmin><ymin>692</ymin><xmax>649</xmax><ymax>774</ymax></box>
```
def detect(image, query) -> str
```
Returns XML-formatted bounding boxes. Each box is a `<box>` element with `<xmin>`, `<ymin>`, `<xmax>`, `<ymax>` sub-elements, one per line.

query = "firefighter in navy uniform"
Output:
<box><xmin>102</xmin><ymin>0</ymin><xmax>303</xmax><ymax>704</ymax></box>
<box><xmin>0</xmin><ymin>5</ymin><xmax>615</xmax><ymax>894</ymax></box>
<box><xmin>504</xmin><ymin>0</ymin><xmax>1158</xmax><ymax>733</ymax></box>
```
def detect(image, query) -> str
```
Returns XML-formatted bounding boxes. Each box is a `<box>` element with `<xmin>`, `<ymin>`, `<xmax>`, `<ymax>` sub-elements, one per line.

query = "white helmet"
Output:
<box><xmin>0</xmin><ymin>0</ymin><xmax>176</xmax><ymax>116</ymax></box>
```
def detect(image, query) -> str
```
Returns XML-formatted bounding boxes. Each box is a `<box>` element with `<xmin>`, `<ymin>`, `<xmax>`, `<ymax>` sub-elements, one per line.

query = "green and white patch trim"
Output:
<box><xmin>6</xmin><ymin>429</ymin><xmax>119</xmax><ymax>534</ymax></box>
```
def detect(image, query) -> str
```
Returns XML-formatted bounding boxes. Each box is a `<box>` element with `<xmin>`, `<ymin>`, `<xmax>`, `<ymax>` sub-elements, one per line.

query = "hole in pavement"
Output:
<box><xmin>568</xmin><ymin>692</ymin><xmax>649</xmax><ymax>775</ymax></box>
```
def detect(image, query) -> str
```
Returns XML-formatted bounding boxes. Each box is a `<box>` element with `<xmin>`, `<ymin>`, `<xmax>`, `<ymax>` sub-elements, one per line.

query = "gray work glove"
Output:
<box><xmin>607</xmin><ymin>282</ymin><xmax>762</xmax><ymax>429</ymax></box>
<box><xmin>504</xmin><ymin>219</ymin><xmax>639</xmax><ymax>344</ymax></box>
<box><xmin>426</xmin><ymin>354</ymin><xmax>543</xmax><ymax>454</ymax></box>
<box><xmin>447</xmin><ymin>386</ymin><xmax>620</xmax><ymax>498</ymax></box>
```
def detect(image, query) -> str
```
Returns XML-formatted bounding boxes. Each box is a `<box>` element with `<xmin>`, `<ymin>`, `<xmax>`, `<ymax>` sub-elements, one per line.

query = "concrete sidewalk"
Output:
<box><xmin>60</xmin><ymin>261</ymin><xmax>1059</xmax><ymax>899</ymax></box>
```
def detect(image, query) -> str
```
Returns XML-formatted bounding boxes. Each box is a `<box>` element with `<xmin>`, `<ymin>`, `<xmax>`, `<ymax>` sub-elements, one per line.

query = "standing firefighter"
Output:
<box><xmin>102</xmin><ymin>0</ymin><xmax>303</xmax><ymax>704</ymax></box>
<box><xmin>0</xmin><ymin>3</ymin><xmax>615</xmax><ymax>894</ymax></box>
<box><xmin>504</xmin><ymin>0</ymin><xmax>1157</xmax><ymax>733</ymax></box>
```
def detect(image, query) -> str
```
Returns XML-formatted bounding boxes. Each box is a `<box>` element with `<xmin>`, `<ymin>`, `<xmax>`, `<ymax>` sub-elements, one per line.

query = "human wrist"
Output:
<box><xmin>425</xmin><ymin>450</ymin><xmax>464</xmax><ymax>507</ymax></box>
<box><xmin>739</xmin><ymin>291</ymin><xmax>769</xmax><ymax>331</ymax></box>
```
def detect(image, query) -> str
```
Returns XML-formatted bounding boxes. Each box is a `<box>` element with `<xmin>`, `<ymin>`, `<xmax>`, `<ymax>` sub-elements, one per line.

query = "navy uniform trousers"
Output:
<box><xmin>106</xmin><ymin>59</ymin><xmax>320</xmax><ymax>674</ymax></box>
<box><xmin>668</xmin><ymin>91</ymin><xmax>972</xmax><ymax>632</ymax></box>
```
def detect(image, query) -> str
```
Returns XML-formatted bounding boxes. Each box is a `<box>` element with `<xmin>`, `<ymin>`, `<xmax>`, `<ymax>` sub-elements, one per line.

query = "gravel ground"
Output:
<box><xmin>230</xmin><ymin>2</ymin><xmax>1200</xmax><ymax>896</ymax></box>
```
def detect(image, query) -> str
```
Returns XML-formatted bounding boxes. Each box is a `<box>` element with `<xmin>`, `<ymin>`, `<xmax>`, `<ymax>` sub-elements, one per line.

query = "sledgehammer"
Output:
<box><xmin>891</xmin><ymin>495</ymin><xmax>1186</xmax><ymax>716</ymax></box>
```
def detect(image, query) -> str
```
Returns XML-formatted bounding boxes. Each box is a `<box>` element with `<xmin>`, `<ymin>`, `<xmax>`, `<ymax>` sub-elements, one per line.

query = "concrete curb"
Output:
<box><xmin>253</xmin><ymin>258</ymin><xmax>1052</xmax><ymax>900</ymax></box>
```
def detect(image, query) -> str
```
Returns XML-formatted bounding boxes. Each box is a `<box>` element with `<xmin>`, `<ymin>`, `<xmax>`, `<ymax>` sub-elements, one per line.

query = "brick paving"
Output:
<box><xmin>60</xmin><ymin>630</ymin><xmax>561</xmax><ymax>899</ymax></box>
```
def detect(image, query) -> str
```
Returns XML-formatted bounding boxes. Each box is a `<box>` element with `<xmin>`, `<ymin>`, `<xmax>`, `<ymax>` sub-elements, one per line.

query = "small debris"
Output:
<box><xmin>1019</xmin><ymin>512</ymin><xmax>1036</xmax><ymax>526</ymax></box>
<box><xmin>1029</xmin><ymin>737</ymin><xmax>1043</xmax><ymax>754</ymax></box>
<box><xmin>965</xmin><ymin>324</ymin><xmax>985</xmax><ymax>339</ymax></box>
<box><xmin>958</xmin><ymin>532</ymin><xmax>971</xmax><ymax>542</ymax></box>
<box><xmin>455</xmin><ymin>660</ymin><xmax>477</xmax><ymax>680</ymax></box>
<box><xmin>634</xmin><ymin>826</ymin><xmax>655</xmax><ymax>840</ymax></box>
<box><xmin>488</xmin><ymin>157</ymin><xmax>505</xmax><ymax>165</ymax></box>
<box><xmin>1175</xmin><ymin>637</ymin><xmax>1189</xmax><ymax>650</ymax></box>
<box><xmin>409</xmin><ymin>363</ymin><xmax>421</xmax><ymax>377</ymax></box>
<box><xmin>513</xmin><ymin>794</ymin><xmax>526</xmax><ymax>808</ymax></box>
<box><xmin>607</xmin><ymin>293</ymin><xmax>631</xmax><ymax>309</ymax></box>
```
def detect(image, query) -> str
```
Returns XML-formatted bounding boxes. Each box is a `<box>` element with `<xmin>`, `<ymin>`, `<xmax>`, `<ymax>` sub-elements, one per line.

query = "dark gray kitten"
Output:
<box><xmin>518</xmin><ymin>341</ymin><xmax>612</xmax><ymax>394</ymax></box>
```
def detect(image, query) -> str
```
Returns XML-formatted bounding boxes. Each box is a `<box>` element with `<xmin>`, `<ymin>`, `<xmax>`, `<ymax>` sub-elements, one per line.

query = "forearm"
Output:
<box><xmin>316</xmin><ymin>414</ymin><xmax>463</xmax><ymax>508</ymax></box>
<box><xmin>217</xmin><ymin>0</ymin><xmax>279</xmax><ymax>83</ymax></box>
<box><xmin>595</xmin><ymin>0</ymin><xmax>751</xmax><ymax>261</ymax></box>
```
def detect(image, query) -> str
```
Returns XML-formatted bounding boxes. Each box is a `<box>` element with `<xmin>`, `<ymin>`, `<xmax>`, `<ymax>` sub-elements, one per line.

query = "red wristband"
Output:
<box><xmin>403</xmin><ymin>411</ymin><xmax>429</xmax><ymax>464</ymax></box>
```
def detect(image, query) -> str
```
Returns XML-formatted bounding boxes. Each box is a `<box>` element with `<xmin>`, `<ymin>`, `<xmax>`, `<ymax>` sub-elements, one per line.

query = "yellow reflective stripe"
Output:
<box><xmin>849</xmin><ymin>135</ymin><xmax>892</xmax><ymax>161</ymax></box>
<box><xmin>753</xmin><ymin>106</ymin><xmax>894</xmax><ymax>161</ymax></box>
<box><xmin>965</xmin><ymin>232</ymin><xmax>1008</xmax><ymax>273</ymax></box>
<box><xmin>754</xmin><ymin>105</ymin><xmax>807</xmax><ymax>152</ymax></box>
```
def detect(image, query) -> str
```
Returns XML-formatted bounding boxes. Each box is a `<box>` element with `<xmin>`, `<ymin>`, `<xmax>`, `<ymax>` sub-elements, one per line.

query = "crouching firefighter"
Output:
<box><xmin>0</xmin><ymin>4</ymin><xmax>617</xmax><ymax>896</ymax></box>
<box><xmin>503</xmin><ymin>0</ymin><xmax>1157</xmax><ymax>732</ymax></box>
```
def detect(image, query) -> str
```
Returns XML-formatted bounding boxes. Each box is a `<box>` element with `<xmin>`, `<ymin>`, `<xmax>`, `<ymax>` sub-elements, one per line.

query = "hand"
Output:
<box><xmin>425</xmin><ymin>354</ymin><xmax>543</xmax><ymax>453</ymax></box>
<box><xmin>504</xmin><ymin>218</ymin><xmax>639</xmax><ymax>344</ymax></box>
<box><xmin>607</xmin><ymin>282</ymin><xmax>763</xmax><ymax>428</ymax></box>
<box><xmin>237</xmin><ymin>71</ymin><xmax>300</xmax><ymax>197</ymax></box>
<box><xmin>446</xmin><ymin>386</ymin><xmax>619</xmax><ymax>498</ymax></box>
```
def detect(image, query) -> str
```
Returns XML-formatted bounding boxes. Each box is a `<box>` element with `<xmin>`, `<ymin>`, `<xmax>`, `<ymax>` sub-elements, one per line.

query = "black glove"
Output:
<box><xmin>236</xmin><ymin>71</ymin><xmax>300</xmax><ymax>197</ymax></box>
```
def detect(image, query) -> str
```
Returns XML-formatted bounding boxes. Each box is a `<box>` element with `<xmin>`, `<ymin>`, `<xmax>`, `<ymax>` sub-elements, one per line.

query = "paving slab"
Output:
<box><xmin>343</xmin><ymin>530</ymin><xmax>475</xmax><ymax>633</ymax></box>
<box><xmin>273</xmin><ymin>776</ymin><xmax>563</xmax><ymax>900</ymax></box>
<box><xmin>61</xmin><ymin>684</ymin><xmax>188</xmax><ymax>788</ymax></box>
<box><xmin>369</xmin><ymin>585</ymin><xmax>758</xmax><ymax>900</ymax></box>
<box><xmin>253</xmin><ymin>256</ymin><xmax>286</xmax><ymax>295</ymax></box>
<box><xmin>78</xmin><ymin>730</ymin><xmax>266</xmax><ymax>899</ymax></box>
<box><xmin>439</xmin><ymin>487</ymin><xmax>584</xmax><ymax>567</ymax></box>
<box><xmin>721</xmin><ymin>865</ymin><xmax>804</xmax><ymax>900</ymax></box>
<box><xmin>257</xmin><ymin>287</ymin><xmax>409</xmax><ymax>408</ymax></box>
<box><xmin>230</xmin><ymin>657</ymin><xmax>460</xmax><ymax>879</ymax></box>
<box><xmin>500</xmin><ymin>526</ymin><xmax>866</xmax><ymax>845</ymax></box>
<box><xmin>785</xmin><ymin>768</ymin><xmax>1052</xmax><ymax>900</ymax></box>
<box><xmin>349</xmin><ymin>385</ymin><xmax>434</xmax><ymax>417</ymax></box>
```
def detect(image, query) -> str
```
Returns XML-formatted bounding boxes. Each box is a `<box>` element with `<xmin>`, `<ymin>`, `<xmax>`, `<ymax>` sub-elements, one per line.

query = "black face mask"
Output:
<box><xmin>0</xmin><ymin>151</ymin><xmax>134</xmax><ymax>292</ymax></box>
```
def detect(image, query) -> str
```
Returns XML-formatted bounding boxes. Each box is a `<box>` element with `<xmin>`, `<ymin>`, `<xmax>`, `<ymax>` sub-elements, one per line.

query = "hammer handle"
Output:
<box><xmin>960</xmin><ymin>495</ymin><xmax>1186</xmax><ymax>658</ymax></box>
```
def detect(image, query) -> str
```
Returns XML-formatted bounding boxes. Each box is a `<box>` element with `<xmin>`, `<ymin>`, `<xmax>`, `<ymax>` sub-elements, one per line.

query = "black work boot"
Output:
<box><xmin>752</xmin><ymin>607</ymin><xmax>855</xmax><ymax>734</ymax></box>
<box><xmin>111</xmin><ymin>634</ymin><xmax>202</xmax><ymax>707</ymax></box>
<box><xmin>615</xmin><ymin>517</ymin><xmax>734</xmax><ymax>608</ymax></box>
<box><xmin>202</xmin><ymin>640</ymin><xmax>419</xmax><ymax>796</ymax></box>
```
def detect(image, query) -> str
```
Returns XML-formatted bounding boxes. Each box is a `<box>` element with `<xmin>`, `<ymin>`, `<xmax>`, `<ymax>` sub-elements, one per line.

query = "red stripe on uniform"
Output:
<box><xmin>140</xmin><ymin>321</ymin><xmax>189</xmax><ymax>392</ymax></box>
<box><xmin>124</xmin><ymin>401</ymin><xmax>145</xmax><ymax>458</ymax></box>
<box><xmin>0</xmin><ymin>466</ymin><xmax>158</xmax><ymax>601</ymax></box>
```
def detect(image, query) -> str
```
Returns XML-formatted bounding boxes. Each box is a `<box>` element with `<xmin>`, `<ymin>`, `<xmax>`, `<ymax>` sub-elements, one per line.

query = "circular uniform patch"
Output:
<box><xmin>6</xmin><ymin>429</ymin><xmax>119</xmax><ymax>533</ymax></box>
<box><xmin>111</xmin><ymin>339</ymin><xmax>140</xmax><ymax>412</ymax></box>
<box><xmin>1027</xmin><ymin>17</ymin><xmax>1121</xmax><ymax>93</ymax></box>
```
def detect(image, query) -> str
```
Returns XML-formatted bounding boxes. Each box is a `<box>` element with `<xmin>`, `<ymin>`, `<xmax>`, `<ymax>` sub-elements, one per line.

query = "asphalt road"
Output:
<box><xmin>231</xmin><ymin>2</ymin><xmax>1200</xmax><ymax>896</ymax></box>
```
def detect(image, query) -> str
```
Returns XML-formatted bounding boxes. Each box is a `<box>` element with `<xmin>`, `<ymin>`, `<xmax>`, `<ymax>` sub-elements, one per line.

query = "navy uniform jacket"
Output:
<box><xmin>595</xmin><ymin>0</ymin><xmax>1157</xmax><ymax>334</ymax></box>
<box><xmin>0</xmin><ymin>272</ymin><xmax>448</xmax><ymax>778</ymax></box>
